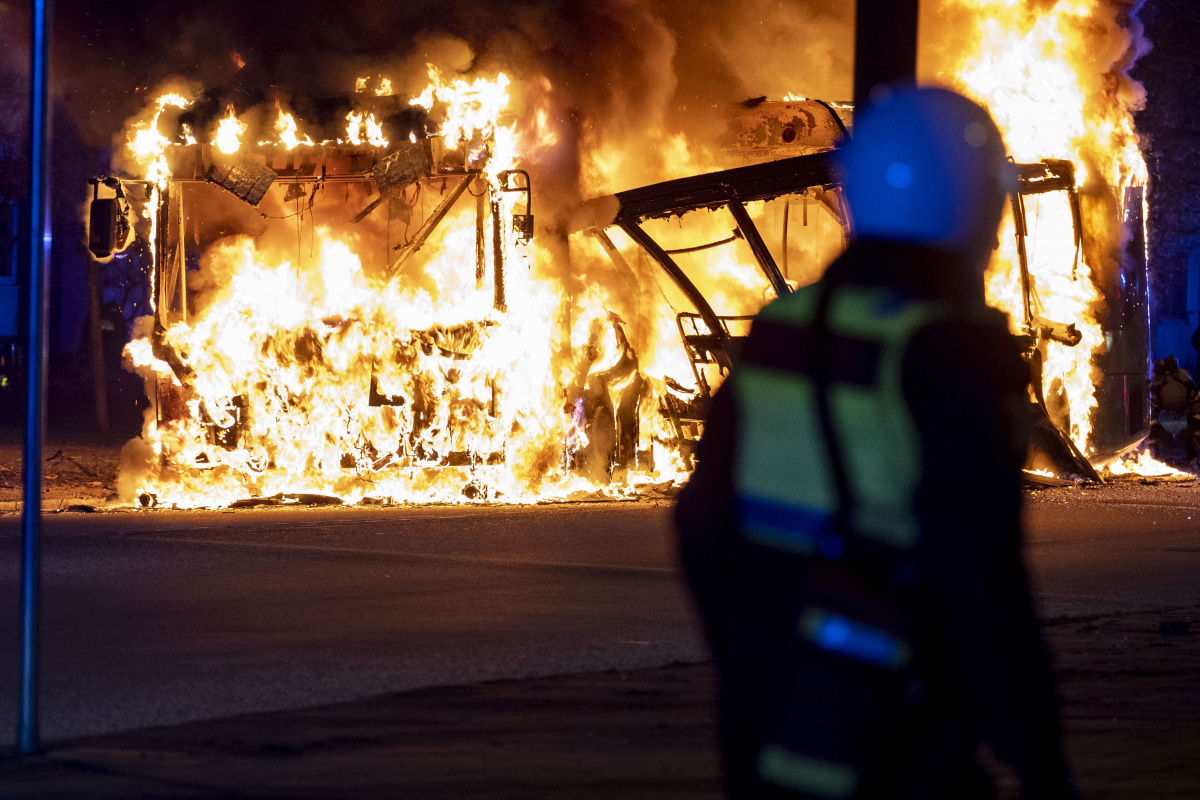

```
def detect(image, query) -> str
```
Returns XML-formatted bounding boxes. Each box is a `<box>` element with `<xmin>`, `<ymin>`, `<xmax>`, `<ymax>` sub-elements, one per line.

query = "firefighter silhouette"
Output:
<box><xmin>677</xmin><ymin>87</ymin><xmax>1075</xmax><ymax>799</ymax></box>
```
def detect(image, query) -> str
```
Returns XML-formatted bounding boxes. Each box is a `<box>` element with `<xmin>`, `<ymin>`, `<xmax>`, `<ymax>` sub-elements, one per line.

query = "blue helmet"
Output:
<box><xmin>834</xmin><ymin>86</ymin><xmax>1016</xmax><ymax>251</ymax></box>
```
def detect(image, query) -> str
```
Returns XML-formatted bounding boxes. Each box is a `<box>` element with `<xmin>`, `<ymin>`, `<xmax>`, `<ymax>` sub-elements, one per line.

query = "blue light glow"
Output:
<box><xmin>886</xmin><ymin>162</ymin><xmax>913</xmax><ymax>189</ymax></box>
<box><xmin>802</xmin><ymin>609</ymin><xmax>911</xmax><ymax>669</ymax></box>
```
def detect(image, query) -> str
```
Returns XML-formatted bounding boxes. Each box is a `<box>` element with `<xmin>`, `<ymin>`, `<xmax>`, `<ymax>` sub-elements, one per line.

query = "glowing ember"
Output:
<box><xmin>1104</xmin><ymin>450</ymin><xmax>1192</xmax><ymax>479</ymax></box>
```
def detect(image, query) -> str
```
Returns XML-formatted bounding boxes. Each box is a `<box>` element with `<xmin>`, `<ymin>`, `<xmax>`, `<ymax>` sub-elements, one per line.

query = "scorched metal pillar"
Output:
<box><xmin>854</xmin><ymin>0</ymin><xmax>920</xmax><ymax>106</ymax></box>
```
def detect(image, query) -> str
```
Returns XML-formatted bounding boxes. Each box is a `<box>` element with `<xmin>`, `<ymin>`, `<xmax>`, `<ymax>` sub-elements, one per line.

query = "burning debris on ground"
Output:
<box><xmin>51</xmin><ymin>0</ymin><xmax>1194</xmax><ymax>510</ymax></box>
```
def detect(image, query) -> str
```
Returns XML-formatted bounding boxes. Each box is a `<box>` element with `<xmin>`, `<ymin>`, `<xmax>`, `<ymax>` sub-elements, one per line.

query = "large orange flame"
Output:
<box><xmin>120</xmin><ymin>68</ymin><xmax>690</xmax><ymax>508</ymax></box>
<box><xmin>933</xmin><ymin>0</ymin><xmax>1147</xmax><ymax>459</ymax></box>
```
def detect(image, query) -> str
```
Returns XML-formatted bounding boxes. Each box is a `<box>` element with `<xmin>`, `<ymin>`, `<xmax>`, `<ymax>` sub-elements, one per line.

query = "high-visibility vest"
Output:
<box><xmin>731</xmin><ymin>278</ymin><xmax>1007</xmax><ymax>798</ymax></box>
<box><xmin>733</xmin><ymin>280</ymin><xmax>1005</xmax><ymax>554</ymax></box>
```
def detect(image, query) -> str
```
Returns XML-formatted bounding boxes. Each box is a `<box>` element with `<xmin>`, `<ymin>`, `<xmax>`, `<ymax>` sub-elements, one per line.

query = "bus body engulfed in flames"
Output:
<box><xmin>97</xmin><ymin>91</ymin><xmax>1163</xmax><ymax>508</ymax></box>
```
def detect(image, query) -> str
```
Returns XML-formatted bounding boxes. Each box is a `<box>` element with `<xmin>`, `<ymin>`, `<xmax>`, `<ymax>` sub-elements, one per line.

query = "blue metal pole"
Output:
<box><xmin>19</xmin><ymin>0</ymin><xmax>51</xmax><ymax>756</ymax></box>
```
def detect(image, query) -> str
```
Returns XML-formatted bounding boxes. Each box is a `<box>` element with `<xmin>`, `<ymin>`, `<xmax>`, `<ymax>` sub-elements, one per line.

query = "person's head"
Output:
<box><xmin>834</xmin><ymin>86</ymin><xmax>1016</xmax><ymax>273</ymax></box>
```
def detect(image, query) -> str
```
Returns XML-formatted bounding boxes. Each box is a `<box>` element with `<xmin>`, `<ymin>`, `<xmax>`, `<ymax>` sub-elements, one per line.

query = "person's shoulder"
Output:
<box><xmin>915</xmin><ymin>304</ymin><xmax>1019</xmax><ymax>350</ymax></box>
<box><xmin>904</xmin><ymin>309</ymin><xmax>1027</xmax><ymax>387</ymax></box>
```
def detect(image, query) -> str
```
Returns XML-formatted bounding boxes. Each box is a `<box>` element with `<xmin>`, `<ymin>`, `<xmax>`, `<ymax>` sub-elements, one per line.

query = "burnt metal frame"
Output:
<box><xmin>1012</xmin><ymin>159</ymin><xmax>1084</xmax><ymax>332</ymax></box>
<box><xmin>675</xmin><ymin>312</ymin><xmax>756</xmax><ymax>397</ymax></box>
<box><xmin>585</xmin><ymin>151</ymin><xmax>839</xmax><ymax>467</ymax></box>
<box><xmin>600</xmin><ymin>154</ymin><xmax>1083</xmax><ymax>384</ymax></box>
<box><xmin>605</xmin><ymin>151</ymin><xmax>838</xmax><ymax>373</ymax></box>
<box><xmin>592</xmin><ymin>152</ymin><xmax>1102</xmax><ymax>482</ymax></box>
<box><xmin>153</xmin><ymin>160</ymin><xmax>500</xmax><ymax>334</ymax></box>
<box><xmin>595</xmin><ymin>155</ymin><xmax>1085</xmax><ymax>358</ymax></box>
<box><xmin>1011</xmin><ymin>158</ymin><xmax>1101</xmax><ymax>482</ymax></box>
<box><xmin>146</xmin><ymin>149</ymin><xmax>505</xmax><ymax>436</ymax></box>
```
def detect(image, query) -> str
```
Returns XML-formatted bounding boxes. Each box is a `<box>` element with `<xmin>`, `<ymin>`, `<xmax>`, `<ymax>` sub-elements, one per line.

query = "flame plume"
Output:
<box><xmin>213</xmin><ymin>105</ymin><xmax>245</xmax><ymax>154</ymax></box>
<box><xmin>273</xmin><ymin>104</ymin><xmax>313</xmax><ymax>150</ymax></box>
<box><xmin>411</xmin><ymin>66</ymin><xmax>515</xmax><ymax>184</ymax></box>
<box><xmin>126</xmin><ymin>91</ymin><xmax>192</xmax><ymax>311</ymax></box>
<box><xmin>930</xmin><ymin>0</ymin><xmax>1148</xmax><ymax>456</ymax></box>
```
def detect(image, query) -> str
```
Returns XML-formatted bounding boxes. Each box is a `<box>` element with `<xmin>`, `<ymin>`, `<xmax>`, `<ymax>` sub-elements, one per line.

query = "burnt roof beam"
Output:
<box><xmin>611</xmin><ymin>152</ymin><xmax>834</xmax><ymax>222</ymax></box>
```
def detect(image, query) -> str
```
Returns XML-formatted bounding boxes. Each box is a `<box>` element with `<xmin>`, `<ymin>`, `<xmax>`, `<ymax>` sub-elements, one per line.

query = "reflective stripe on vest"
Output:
<box><xmin>798</xmin><ymin>606</ymin><xmax>913</xmax><ymax>669</ymax></box>
<box><xmin>757</xmin><ymin>744</ymin><xmax>859</xmax><ymax>798</ymax></box>
<box><xmin>733</xmin><ymin>282</ymin><xmax>1001</xmax><ymax>552</ymax></box>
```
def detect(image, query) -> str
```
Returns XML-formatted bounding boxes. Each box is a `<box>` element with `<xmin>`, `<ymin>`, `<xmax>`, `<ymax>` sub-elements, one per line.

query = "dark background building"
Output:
<box><xmin>0</xmin><ymin>54</ymin><xmax>142</xmax><ymax>434</ymax></box>
<box><xmin>1136</xmin><ymin>0</ymin><xmax>1200</xmax><ymax>371</ymax></box>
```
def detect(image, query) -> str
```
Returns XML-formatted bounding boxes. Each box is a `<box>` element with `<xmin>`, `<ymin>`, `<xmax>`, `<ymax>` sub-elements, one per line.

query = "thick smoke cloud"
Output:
<box><xmin>41</xmin><ymin>0</ymin><xmax>849</xmax><ymax>167</ymax></box>
<box><xmin>46</xmin><ymin>0</ymin><xmax>853</xmax><ymax>351</ymax></box>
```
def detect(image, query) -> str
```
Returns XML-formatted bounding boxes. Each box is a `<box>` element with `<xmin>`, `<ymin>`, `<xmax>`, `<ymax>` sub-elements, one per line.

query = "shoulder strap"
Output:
<box><xmin>810</xmin><ymin>275</ymin><xmax>854</xmax><ymax>538</ymax></box>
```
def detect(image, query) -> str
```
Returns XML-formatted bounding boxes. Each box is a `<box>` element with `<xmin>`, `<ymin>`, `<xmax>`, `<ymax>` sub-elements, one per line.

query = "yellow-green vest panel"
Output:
<box><xmin>733</xmin><ymin>282</ymin><xmax>993</xmax><ymax>551</ymax></box>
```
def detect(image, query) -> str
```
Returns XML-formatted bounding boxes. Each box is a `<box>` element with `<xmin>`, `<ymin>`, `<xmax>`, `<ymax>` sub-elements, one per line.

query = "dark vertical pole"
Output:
<box><xmin>19</xmin><ymin>0</ymin><xmax>52</xmax><ymax>756</ymax></box>
<box><xmin>87</xmin><ymin>260</ymin><xmax>108</xmax><ymax>432</ymax></box>
<box><xmin>853</xmin><ymin>0</ymin><xmax>920</xmax><ymax>107</ymax></box>
<box><xmin>475</xmin><ymin>179</ymin><xmax>486</xmax><ymax>291</ymax></box>
<box><xmin>491</xmin><ymin>200</ymin><xmax>506</xmax><ymax>312</ymax></box>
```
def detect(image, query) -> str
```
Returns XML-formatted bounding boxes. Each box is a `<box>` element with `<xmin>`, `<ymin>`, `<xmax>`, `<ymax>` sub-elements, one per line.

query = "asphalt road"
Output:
<box><xmin>1</xmin><ymin>487</ymin><xmax>1199</xmax><ymax>749</ymax></box>
<box><xmin>0</xmin><ymin>501</ymin><xmax>702</xmax><ymax>746</ymax></box>
<box><xmin>1023</xmin><ymin>488</ymin><xmax>1200</xmax><ymax>619</ymax></box>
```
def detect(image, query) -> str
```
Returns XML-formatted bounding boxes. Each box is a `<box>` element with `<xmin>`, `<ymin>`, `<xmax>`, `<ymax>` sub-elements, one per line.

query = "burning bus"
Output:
<box><xmin>91</xmin><ymin>3</ymin><xmax>1177</xmax><ymax>509</ymax></box>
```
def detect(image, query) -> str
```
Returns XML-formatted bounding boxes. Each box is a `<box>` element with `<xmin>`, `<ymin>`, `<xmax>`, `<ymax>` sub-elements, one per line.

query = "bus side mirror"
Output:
<box><xmin>88</xmin><ymin>197</ymin><xmax>120</xmax><ymax>259</ymax></box>
<box><xmin>88</xmin><ymin>177</ymin><xmax>131</xmax><ymax>260</ymax></box>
